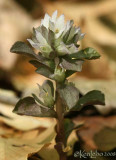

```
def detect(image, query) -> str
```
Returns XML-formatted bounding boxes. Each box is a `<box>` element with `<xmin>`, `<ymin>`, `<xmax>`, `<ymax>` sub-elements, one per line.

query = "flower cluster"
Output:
<box><xmin>11</xmin><ymin>11</ymin><xmax>100</xmax><ymax>83</ymax></box>
<box><xmin>27</xmin><ymin>10</ymin><xmax>84</xmax><ymax>58</ymax></box>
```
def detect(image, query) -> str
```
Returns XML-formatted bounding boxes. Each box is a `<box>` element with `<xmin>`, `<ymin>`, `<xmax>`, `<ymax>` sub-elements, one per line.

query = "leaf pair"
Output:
<box><xmin>11</xmin><ymin>41</ymin><xmax>55</xmax><ymax>66</ymax></box>
<box><xmin>10</xmin><ymin>41</ymin><xmax>100</xmax><ymax>82</ymax></box>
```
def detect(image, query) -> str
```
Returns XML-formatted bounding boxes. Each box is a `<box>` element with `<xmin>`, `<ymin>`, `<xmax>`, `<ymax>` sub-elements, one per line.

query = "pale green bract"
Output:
<box><xmin>27</xmin><ymin>10</ymin><xmax>85</xmax><ymax>58</ymax></box>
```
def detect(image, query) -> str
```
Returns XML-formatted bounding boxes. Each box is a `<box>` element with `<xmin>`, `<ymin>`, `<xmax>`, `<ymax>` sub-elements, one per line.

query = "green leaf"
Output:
<box><xmin>72</xmin><ymin>90</ymin><xmax>105</xmax><ymax>111</ymax></box>
<box><xmin>66</xmin><ymin>26</ymin><xmax>77</xmax><ymax>44</ymax></box>
<box><xmin>30</xmin><ymin>60</ymin><xmax>54</xmax><ymax>79</ymax></box>
<box><xmin>64</xmin><ymin>119</ymin><xmax>83</xmax><ymax>143</ymax></box>
<box><xmin>13</xmin><ymin>97</ymin><xmax>56</xmax><ymax>117</ymax></box>
<box><xmin>10</xmin><ymin>42</ymin><xmax>55</xmax><ymax>70</ymax></box>
<box><xmin>36</xmin><ymin>66</ymin><xmax>53</xmax><ymax>79</ymax></box>
<box><xmin>37</xmin><ymin>53</ymin><xmax>55</xmax><ymax>69</ymax></box>
<box><xmin>58</xmin><ymin>83</ymin><xmax>79</xmax><ymax>110</ymax></box>
<box><xmin>66</xmin><ymin>70</ymin><xmax>75</xmax><ymax>78</ymax></box>
<box><xmin>64</xmin><ymin>119</ymin><xmax>75</xmax><ymax>142</ymax></box>
<box><xmin>61</xmin><ymin>58</ymin><xmax>84</xmax><ymax>71</ymax></box>
<box><xmin>48</xmin><ymin>29</ymin><xmax>55</xmax><ymax>47</ymax></box>
<box><xmin>10</xmin><ymin>41</ymin><xmax>37</xmax><ymax>58</ymax></box>
<box><xmin>30</xmin><ymin>58</ymin><xmax>55</xmax><ymax>71</ymax></box>
<box><xmin>30</xmin><ymin>60</ymin><xmax>43</xmax><ymax>68</ymax></box>
<box><xmin>69</xmin><ymin>47</ymin><xmax>101</xmax><ymax>60</ymax></box>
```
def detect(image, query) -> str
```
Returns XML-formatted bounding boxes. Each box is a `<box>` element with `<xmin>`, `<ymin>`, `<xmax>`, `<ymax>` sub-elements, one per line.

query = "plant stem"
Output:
<box><xmin>55</xmin><ymin>83</ymin><xmax>67</xmax><ymax>160</ymax></box>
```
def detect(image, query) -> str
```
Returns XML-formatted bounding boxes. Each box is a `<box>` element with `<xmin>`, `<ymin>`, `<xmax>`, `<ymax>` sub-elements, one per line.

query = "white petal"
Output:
<box><xmin>49</xmin><ymin>20</ymin><xmax>55</xmax><ymax>32</ymax></box>
<box><xmin>43</xmin><ymin>13</ymin><xmax>50</xmax><ymax>28</ymax></box>
<box><xmin>65</xmin><ymin>21</ymin><xmax>71</xmax><ymax>32</ymax></box>
<box><xmin>41</xmin><ymin>19</ymin><xmax>44</xmax><ymax>25</ymax></box>
<box><xmin>55</xmin><ymin>14</ymin><xmax>65</xmax><ymax>31</ymax></box>
<box><xmin>51</xmin><ymin>10</ymin><xmax>57</xmax><ymax>23</ymax></box>
<box><xmin>55</xmin><ymin>29</ymin><xmax>64</xmax><ymax>38</ymax></box>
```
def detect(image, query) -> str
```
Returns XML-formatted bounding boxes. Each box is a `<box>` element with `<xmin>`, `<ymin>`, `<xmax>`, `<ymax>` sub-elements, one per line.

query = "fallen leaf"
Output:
<box><xmin>0</xmin><ymin>121</ymin><xmax>56</xmax><ymax>160</ymax></box>
<box><xmin>74</xmin><ymin>116</ymin><xmax>116</xmax><ymax>151</ymax></box>
<box><xmin>0</xmin><ymin>138</ymin><xmax>44</xmax><ymax>160</ymax></box>
<box><xmin>38</xmin><ymin>143</ymin><xmax>59</xmax><ymax>160</ymax></box>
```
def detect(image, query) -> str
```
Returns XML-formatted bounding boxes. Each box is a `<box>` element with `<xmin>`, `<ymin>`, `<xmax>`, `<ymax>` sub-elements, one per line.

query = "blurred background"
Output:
<box><xmin>0</xmin><ymin>0</ymin><xmax>116</xmax><ymax>159</ymax></box>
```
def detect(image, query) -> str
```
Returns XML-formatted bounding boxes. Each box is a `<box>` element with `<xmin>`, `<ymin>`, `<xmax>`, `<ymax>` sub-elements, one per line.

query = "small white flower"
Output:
<box><xmin>27</xmin><ymin>10</ymin><xmax>85</xmax><ymax>58</ymax></box>
<box><xmin>41</xmin><ymin>10</ymin><xmax>65</xmax><ymax>38</ymax></box>
<box><xmin>41</xmin><ymin>13</ymin><xmax>50</xmax><ymax>29</ymax></box>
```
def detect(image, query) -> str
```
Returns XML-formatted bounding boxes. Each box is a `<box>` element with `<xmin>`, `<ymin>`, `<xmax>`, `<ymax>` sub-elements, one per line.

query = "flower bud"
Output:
<box><xmin>51</xmin><ymin>67</ymin><xmax>65</xmax><ymax>83</ymax></box>
<box><xmin>43</xmin><ymin>94</ymin><xmax>54</xmax><ymax>108</ymax></box>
